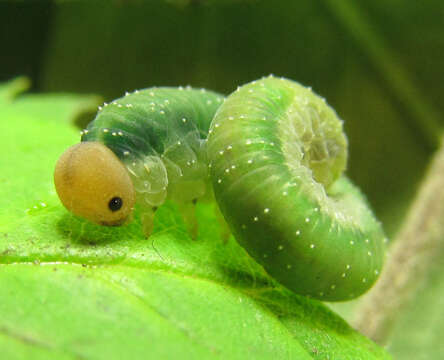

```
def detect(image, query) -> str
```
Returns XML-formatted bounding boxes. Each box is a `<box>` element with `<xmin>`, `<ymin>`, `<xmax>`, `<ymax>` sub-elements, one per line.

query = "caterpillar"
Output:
<box><xmin>54</xmin><ymin>77</ymin><xmax>386</xmax><ymax>301</ymax></box>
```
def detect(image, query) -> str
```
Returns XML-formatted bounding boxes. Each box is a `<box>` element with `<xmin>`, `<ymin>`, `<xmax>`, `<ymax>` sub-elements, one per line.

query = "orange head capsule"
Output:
<box><xmin>54</xmin><ymin>142</ymin><xmax>135</xmax><ymax>226</ymax></box>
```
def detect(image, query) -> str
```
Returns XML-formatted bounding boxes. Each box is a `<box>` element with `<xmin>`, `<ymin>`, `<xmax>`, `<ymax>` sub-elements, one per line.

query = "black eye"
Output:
<box><xmin>108</xmin><ymin>197</ymin><xmax>123</xmax><ymax>212</ymax></box>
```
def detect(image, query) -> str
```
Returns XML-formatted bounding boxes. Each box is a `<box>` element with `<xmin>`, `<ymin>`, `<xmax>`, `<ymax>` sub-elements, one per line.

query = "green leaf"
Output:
<box><xmin>0</xmin><ymin>80</ymin><xmax>390</xmax><ymax>359</ymax></box>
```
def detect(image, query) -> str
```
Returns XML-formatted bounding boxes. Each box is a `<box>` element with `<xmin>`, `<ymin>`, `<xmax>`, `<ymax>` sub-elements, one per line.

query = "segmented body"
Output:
<box><xmin>64</xmin><ymin>77</ymin><xmax>385</xmax><ymax>301</ymax></box>
<box><xmin>207</xmin><ymin>77</ymin><xmax>385</xmax><ymax>301</ymax></box>
<box><xmin>81</xmin><ymin>87</ymin><xmax>224</xmax><ymax>234</ymax></box>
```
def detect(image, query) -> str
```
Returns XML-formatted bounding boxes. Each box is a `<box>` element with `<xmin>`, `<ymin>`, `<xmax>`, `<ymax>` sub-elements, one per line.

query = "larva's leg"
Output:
<box><xmin>214</xmin><ymin>204</ymin><xmax>231</xmax><ymax>243</ymax></box>
<box><xmin>141</xmin><ymin>207</ymin><xmax>157</xmax><ymax>238</ymax></box>
<box><xmin>177</xmin><ymin>200</ymin><xmax>198</xmax><ymax>239</ymax></box>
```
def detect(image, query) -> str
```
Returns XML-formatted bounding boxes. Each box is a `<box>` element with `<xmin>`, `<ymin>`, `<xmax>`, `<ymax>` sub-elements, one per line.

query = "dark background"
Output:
<box><xmin>2</xmin><ymin>0</ymin><xmax>444</xmax><ymax>237</ymax></box>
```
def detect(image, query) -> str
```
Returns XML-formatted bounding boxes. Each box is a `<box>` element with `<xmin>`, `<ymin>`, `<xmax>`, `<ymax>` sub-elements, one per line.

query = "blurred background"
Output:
<box><xmin>1</xmin><ymin>1</ymin><xmax>443</xmax><ymax>357</ymax></box>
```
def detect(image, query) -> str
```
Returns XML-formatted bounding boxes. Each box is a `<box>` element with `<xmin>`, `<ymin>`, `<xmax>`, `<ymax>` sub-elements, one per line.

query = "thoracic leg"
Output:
<box><xmin>214</xmin><ymin>204</ymin><xmax>231</xmax><ymax>243</ymax></box>
<box><xmin>177</xmin><ymin>201</ymin><xmax>198</xmax><ymax>239</ymax></box>
<box><xmin>141</xmin><ymin>207</ymin><xmax>157</xmax><ymax>238</ymax></box>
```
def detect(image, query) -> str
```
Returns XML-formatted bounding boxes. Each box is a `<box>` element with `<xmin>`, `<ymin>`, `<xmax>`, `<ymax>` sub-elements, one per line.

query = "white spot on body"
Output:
<box><xmin>310</xmin><ymin>244</ymin><xmax>315</xmax><ymax>249</ymax></box>
<box><xmin>253</xmin><ymin>217</ymin><xmax>258</xmax><ymax>222</ymax></box>
<box><xmin>263</xmin><ymin>208</ymin><xmax>270</xmax><ymax>214</ymax></box>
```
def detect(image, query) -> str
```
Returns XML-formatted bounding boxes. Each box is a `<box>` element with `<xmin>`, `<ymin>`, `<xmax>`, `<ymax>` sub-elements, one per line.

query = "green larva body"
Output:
<box><xmin>81</xmin><ymin>87</ymin><xmax>224</xmax><ymax>228</ymax></box>
<box><xmin>206</xmin><ymin>77</ymin><xmax>385</xmax><ymax>301</ymax></box>
<box><xmin>76</xmin><ymin>78</ymin><xmax>385</xmax><ymax>301</ymax></box>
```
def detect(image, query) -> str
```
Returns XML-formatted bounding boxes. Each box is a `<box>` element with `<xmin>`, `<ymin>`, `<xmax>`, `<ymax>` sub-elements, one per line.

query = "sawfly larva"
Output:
<box><xmin>54</xmin><ymin>77</ymin><xmax>386</xmax><ymax>301</ymax></box>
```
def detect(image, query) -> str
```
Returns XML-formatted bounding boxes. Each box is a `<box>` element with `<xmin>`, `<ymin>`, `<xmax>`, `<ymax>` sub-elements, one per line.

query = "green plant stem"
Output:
<box><xmin>353</xmin><ymin>135</ymin><xmax>444</xmax><ymax>343</ymax></box>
